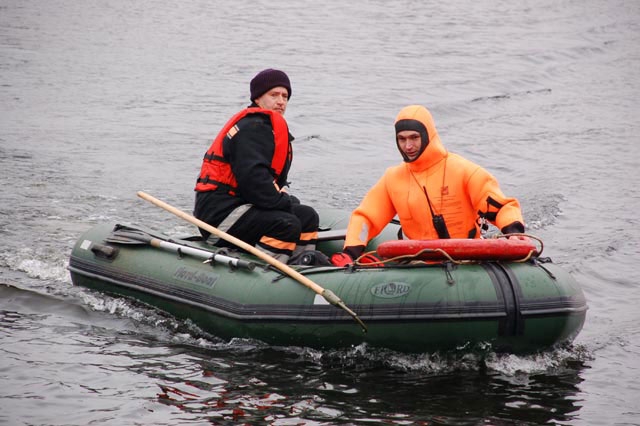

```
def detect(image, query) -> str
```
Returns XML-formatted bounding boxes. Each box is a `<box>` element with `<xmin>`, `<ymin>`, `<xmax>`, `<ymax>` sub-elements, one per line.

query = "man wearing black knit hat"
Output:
<box><xmin>194</xmin><ymin>68</ymin><xmax>323</xmax><ymax>265</ymax></box>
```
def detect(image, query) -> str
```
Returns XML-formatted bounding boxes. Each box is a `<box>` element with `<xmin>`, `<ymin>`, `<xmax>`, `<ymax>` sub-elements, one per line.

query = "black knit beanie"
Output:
<box><xmin>250</xmin><ymin>69</ymin><xmax>292</xmax><ymax>101</ymax></box>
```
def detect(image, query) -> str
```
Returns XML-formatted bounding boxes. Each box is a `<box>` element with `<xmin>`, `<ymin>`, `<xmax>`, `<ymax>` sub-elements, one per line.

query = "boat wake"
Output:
<box><xmin>299</xmin><ymin>340</ymin><xmax>592</xmax><ymax>378</ymax></box>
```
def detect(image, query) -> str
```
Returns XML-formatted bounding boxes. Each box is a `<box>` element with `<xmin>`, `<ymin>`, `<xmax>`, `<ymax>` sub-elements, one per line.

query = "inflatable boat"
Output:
<box><xmin>68</xmin><ymin>208</ymin><xmax>587</xmax><ymax>354</ymax></box>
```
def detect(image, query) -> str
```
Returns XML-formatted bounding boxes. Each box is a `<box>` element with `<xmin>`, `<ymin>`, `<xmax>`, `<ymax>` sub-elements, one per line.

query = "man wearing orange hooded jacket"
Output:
<box><xmin>331</xmin><ymin>104</ymin><xmax>525</xmax><ymax>266</ymax></box>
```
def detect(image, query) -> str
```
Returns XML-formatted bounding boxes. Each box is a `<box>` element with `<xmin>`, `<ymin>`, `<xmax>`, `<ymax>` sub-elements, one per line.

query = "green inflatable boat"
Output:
<box><xmin>68</xmin><ymin>209</ymin><xmax>587</xmax><ymax>354</ymax></box>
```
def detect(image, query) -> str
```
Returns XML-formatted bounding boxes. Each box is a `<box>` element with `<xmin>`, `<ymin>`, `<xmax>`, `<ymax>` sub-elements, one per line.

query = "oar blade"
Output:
<box><xmin>104</xmin><ymin>225</ymin><xmax>154</xmax><ymax>245</ymax></box>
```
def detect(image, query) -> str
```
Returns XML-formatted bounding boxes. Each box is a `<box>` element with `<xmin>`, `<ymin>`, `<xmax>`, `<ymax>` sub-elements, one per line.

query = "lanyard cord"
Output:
<box><xmin>409</xmin><ymin>157</ymin><xmax>447</xmax><ymax>219</ymax></box>
<box><xmin>409</xmin><ymin>158</ymin><xmax>451</xmax><ymax>239</ymax></box>
<box><xmin>422</xmin><ymin>185</ymin><xmax>437</xmax><ymax>219</ymax></box>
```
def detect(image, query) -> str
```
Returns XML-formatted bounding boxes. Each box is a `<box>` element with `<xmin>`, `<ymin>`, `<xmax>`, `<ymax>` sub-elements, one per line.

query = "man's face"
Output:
<box><xmin>255</xmin><ymin>87</ymin><xmax>289</xmax><ymax>115</ymax></box>
<box><xmin>397</xmin><ymin>130</ymin><xmax>422</xmax><ymax>161</ymax></box>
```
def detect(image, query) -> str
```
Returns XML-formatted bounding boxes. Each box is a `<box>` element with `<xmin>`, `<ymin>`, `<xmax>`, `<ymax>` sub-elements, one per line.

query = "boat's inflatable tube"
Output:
<box><xmin>377</xmin><ymin>238</ymin><xmax>539</xmax><ymax>261</ymax></box>
<box><xmin>67</xmin><ymin>210</ymin><xmax>586</xmax><ymax>353</ymax></box>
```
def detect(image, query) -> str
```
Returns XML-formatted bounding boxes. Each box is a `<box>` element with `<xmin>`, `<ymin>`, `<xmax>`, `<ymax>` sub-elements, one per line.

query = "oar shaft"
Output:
<box><xmin>137</xmin><ymin>191</ymin><xmax>324</xmax><ymax>292</ymax></box>
<box><xmin>149</xmin><ymin>238</ymin><xmax>255</xmax><ymax>270</ymax></box>
<box><xmin>136</xmin><ymin>191</ymin><xmax>366</xmax><ymax>332</ymax></box>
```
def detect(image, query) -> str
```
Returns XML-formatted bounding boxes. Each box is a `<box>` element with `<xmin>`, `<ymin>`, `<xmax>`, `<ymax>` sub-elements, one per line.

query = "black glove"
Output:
<box><xmin>501</xmin><ymin>221</ymin><xmax>525</xmax><ymax>235</ymax></box>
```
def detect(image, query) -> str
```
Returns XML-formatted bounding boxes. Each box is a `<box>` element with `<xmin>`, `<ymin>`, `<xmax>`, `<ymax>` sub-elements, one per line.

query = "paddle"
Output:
<box><xmin>136</xmin><ymin>191</ymin><xmax>367</xmax><ymax>332</ymax></box>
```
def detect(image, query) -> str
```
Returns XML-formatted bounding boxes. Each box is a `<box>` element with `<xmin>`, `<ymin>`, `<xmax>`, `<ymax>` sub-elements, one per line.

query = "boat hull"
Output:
<box><xmin>68</xmin><ymin>218</ymin><xmax>587</xmax><ymax>354</ymax></box>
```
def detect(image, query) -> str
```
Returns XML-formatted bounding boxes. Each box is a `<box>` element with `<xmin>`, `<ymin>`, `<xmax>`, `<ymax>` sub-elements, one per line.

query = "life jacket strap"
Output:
<box><xmin>203</xmin><ymin>153</ymin><xmax>228</xmax><ymax>162</ymax></box>
<box><xmin>196</xmin><ymin>176</ymin><xmax>237</xmax><ymax>195</ymax></box>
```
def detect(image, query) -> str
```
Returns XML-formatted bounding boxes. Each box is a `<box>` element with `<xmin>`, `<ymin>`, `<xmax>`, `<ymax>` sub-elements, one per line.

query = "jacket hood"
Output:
<box><xmin>394</xmin><ymin>105</ymin><xmax>447</xmax><ymax>171</ymax></box>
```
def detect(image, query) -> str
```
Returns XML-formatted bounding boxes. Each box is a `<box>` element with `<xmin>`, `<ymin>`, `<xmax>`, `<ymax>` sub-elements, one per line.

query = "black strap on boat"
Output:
<box><xmin>482</xmin><ymin>263</ymin><xmax>524</xmax><ymax>337</ymax></box>
<box><xmin>534</xmin><ymin>257</ymin><xmax>557</xmax><ymax>280</ymax></box>
<box><xmin>444</xmin><ymin>262</ymin><xmax>455</xmax><ymax>285</ymax></box>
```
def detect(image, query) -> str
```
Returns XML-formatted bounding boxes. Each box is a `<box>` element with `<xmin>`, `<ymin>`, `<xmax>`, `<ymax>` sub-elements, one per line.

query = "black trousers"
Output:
<box><xmin>216</xmin><ymin>204</ymin><xmax>319</xmax><ymax>258</ymax></box>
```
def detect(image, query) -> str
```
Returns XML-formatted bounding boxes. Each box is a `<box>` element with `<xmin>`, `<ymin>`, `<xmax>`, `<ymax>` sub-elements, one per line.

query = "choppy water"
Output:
<box><xmin>1</xmin><ymin>0</ymin><xmax>639</xmax><ymax>424</ymax></box>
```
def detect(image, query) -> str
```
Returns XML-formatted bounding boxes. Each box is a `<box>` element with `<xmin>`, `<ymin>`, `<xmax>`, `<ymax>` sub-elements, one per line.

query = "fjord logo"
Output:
<box><xmin>371</xmin><ymin>282</ymin><xmax>411</xmax><ymax>298</ymax></box>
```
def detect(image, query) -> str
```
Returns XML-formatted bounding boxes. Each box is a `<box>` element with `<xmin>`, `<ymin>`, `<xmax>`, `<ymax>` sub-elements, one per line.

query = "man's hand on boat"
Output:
<box><xmin>330</xmin><ymin>247</ymin><xmax>383</xmax><ymax>267</ymax></box>
<box><xmin>507</xmin><ymin>234</ymin><xmax>532</xmax><ymax>242</ymax></box>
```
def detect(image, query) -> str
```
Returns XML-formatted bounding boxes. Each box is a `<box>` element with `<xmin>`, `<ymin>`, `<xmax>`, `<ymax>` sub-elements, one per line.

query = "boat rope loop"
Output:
<box><xmin>491</xmin><ymin>233</ymin><xmax>544</xmax><ymax>262</ymax></box>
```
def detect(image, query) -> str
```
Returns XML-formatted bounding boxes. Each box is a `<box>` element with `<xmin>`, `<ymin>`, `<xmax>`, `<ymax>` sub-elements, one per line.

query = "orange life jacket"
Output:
<box><xmin>195</xmin><ymin>107</ymin><xmax>291</xmax><ymax>194</ymax></box>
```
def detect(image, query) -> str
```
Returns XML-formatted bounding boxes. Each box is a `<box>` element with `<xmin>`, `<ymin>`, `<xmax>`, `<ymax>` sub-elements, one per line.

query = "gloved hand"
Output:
<box><xmin>330</xmin><ymin>252</ymin><xmax>383</xmax><ymax>267</ymax></box>
<box><xmin>331</xmin><ymin>252</ymin><xmax>354</xmax><ymax>267</ymax></box>
<box><xmin>501</xmin><ymin>221</ymin><xmax>525</xmax><ymax>235</ymax></box>
<box><xmin>501</xmin><ymin>221</ymin><xmax>531</xmax><ymax>242</ymax></box>
<box><xmin>331</xmin><ymin>245</ymin><xmax>367</xmax><ymax>267</ymax></box>
<box><xmin>508</xmin><ymin>234</ymin><xmax>532</xmax><ymax>242</ymax></box>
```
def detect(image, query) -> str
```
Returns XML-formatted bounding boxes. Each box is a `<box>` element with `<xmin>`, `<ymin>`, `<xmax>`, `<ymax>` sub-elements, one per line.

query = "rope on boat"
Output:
<box><xmin>365</xmin><ymin>233</ymin><xmax>544</xmax><ymax>266</ymax></box>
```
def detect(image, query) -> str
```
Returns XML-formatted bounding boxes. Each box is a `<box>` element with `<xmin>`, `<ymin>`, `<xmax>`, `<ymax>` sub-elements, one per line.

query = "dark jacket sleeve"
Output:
<box><xmin>225</xmin><ymin>116</ymin><xmax>293</xmax><ymax>211</ymax></box>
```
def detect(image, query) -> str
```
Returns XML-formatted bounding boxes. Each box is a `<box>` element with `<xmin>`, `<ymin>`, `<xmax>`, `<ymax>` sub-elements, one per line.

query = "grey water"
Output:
<box><xmin>1</xmin><ymin>0</ymin><xmax>639</xmax><ymax>424</ymax></box>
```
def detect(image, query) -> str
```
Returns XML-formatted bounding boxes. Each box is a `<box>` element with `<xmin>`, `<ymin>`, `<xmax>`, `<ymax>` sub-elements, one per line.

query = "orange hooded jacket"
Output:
<box><xmin>344</xmin><ymin>105</ymin><xmax>524</xmax><ymax>250</ymax></box>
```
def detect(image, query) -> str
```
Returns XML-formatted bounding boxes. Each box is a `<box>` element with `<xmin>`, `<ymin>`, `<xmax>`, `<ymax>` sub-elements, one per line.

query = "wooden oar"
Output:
<box><xmin>136</xmin><ymin>191</ymin><xmax>367</xmax><ymax>332</ymax></box>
